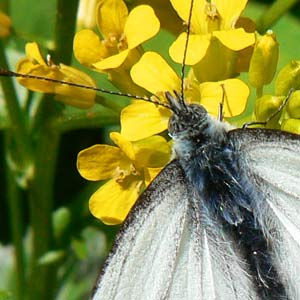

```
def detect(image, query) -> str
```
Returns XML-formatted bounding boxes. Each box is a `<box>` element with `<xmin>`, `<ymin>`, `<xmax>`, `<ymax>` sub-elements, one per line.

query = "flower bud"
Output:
<box><xmin>281</xmin><ymin>118</ymin><xmax>300</xmax><ymax>134</ymax></box>
<box><xmin>255</xmin><ymin>94</ymin><xmax>284</xmax><ymax>128</ymax></box>
<box><xmin>249</xmin><ymin>31</ymin><xmax>279</xmax><ymax>88</ymax></box>
<box><xmin>286</xmin><ymin>90</ymin><xmax>300</xmax><ymax>118</ymax></box>
<box><xmin>275</xmin><ymin>60</ymin><xmax>300</xmax><ymax>96</ymax></box>
<box><xmin>0</xmin><ymin>11</ymin><xmax>11</xmax><ymax>38</ymax></box>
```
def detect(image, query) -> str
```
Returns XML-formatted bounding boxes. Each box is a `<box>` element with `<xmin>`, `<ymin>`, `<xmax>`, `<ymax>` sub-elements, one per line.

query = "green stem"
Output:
<box><xmin>256</xmin><ymin>0</ymin><xmax>298</xmax><ymax>33</ymax></box>
<box><xmin>256</xmin><ymin>86</ymin><xmax>263</xmax><ymax>98</ymax></box>
<box><xmin>5</xmin><ymin>132</ymin><xmax>26</xmax><ymax>300</ymax></box>
<box><xmin>53</xmin><ymin>106</ymin><xmax>119</xmax><ymax>132</ymax></box>
<box><xmin>53</xmin><ymin>0</ymin><xmax>80</xmax><ymax>64</ymax></box>
<box><xmin>27</xmin><ymin>97</ymin><xmax>61</xmax><ymax>300</ymax></box>
<box><xmin>95</xmin><ymin>95</ymin><xmax>125</xmax><ymax>114</ymax></box>
<box><xmin>26</xmin><ymin>0</ymin><xmax>80</xmax><ymax>298</ymax></box>
<box><xmin>0</xmin><ymin>40</ymin><xmax>32</xmax><ymax>167</ymax></box>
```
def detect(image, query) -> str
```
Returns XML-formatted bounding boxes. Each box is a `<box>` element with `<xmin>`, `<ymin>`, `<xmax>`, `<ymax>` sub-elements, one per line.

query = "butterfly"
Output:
<box><xmin>0</xmin><ymin>0</ymin><xmax>299</xmax><ymax>299</ymax></box>
<box><xmin>89</xmin><ymin>1</ymin><xmax>300</xmax><ymax>300</ymax></box>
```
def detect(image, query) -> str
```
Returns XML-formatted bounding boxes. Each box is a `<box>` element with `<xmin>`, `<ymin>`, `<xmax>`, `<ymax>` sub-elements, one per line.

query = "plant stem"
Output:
<box><xmin>256</xmin><ymin>0</ymin><xmax>298</xmax><ymax>33</ymax></box>
<box><xmin>95</xmin><ymin>95</ymin><xmax>125</xmax><ymax>114</ymax></box>
<box><xmin>26</xmin><ymin>0</ymin><xmax>80</xmax><ymax>298</ymax></box>
<box><xmin>256</xmin><ymin>86</ymin><xmax>263</xmax><ymax>98</ymax></box>
<box><xmin>5</xmin><ymin>132</ymin><xmax>26</xmax><ymax>300</ymax></box>
<box><xmin>54</xmin><ymin>0</ymin><xmax>80</xmax><ymax>64</ymax></box>
<box><xmin>0</xmin><ymin>40</ymin><xmax>32</xmax><ymax>167</ymax></box>
<box><xmin>53</xmin><ymin>107</ymin><xmax>119</xmax><ymax>132</ymax></box>
<box><xmin>27</xmin><ymin>97</ymin><xmax>61</xmax><ymax>300</ymax></box>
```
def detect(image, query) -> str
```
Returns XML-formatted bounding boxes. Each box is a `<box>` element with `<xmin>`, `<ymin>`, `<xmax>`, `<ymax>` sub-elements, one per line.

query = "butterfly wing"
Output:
<box><xmin>229</xmin><ymin>128</ymin><xmax>300</xmax><ymax>299</ymax></box>
<box><xmin>92</xmin><ymin>160</ymin><xmax>259</xmax><ymax>300</ymax></box>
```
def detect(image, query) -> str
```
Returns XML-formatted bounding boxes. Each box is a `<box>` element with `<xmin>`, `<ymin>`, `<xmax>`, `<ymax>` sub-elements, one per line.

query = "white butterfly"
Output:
<box><xmin>91</xmin><ymin>89</ymin><xmax>300</xmax><ymax>300</ymax></box>
<box><xmin>89</xmin><ymin>0</ymin><xmax>300</xmax><ymax>298</ymax></box>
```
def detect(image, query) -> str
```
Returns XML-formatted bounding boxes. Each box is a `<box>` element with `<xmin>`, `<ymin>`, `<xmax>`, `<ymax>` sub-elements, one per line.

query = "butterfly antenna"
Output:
<box><xmin>179</xmin><ymin>0</ymin><xmax>195</xmax><ymax>109</ymax></box>
<box><xmin>0</xmin><ymin>68</ymin><xmax>170</xmax><ymax>109</ymax></box>
<box><xmin>242</xmin><ymin>88</ymin><xmax>294</xmax><ymax>129</ymax></box>
<box><xmin>218</xmin><ymin>84</ymin><xmax>226</xmax><ymax>122</ymax></box>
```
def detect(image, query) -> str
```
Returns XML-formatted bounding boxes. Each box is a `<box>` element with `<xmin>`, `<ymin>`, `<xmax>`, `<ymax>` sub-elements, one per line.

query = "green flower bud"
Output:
<box><xmin>255</xmin><ymin>94</ymin><xmax>284</xmax><ymax>128</ymax></box>
<box><xmin>275</xmin><ymin>60</ymin><xmax>300</xmax><ymax>96</ymax></box>
<box><xmin>249</xmin><ymin>31</ymin><xmax>279</xmax><ymax>88</ymax></box>
<box><xmin>286</xmin><ymin>90</ymin><xmax>300</xmax><ymax>118</ymax></box>
<box><xmin>281</xmin><ymin>118</ymin><xmax>300</xmax><ymax>134</ymax></box>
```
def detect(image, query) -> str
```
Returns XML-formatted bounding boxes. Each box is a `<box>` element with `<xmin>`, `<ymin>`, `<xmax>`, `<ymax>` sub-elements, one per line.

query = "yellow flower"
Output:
<box><xmin>77</xmin><ymin>132</ymin><xmax>171</xmax><ymax>224</ymax></box>
<box><xmin>17</xmin><ymin>42</ymin><xmax>96</xmax><ymax>109</ymax></box>
<box><xmin>73</xmin><ymin>0</ymin><xmax>160</xmax><ymax>71</ymax></box>
<box><xmin>121</xmin><ymin>51</ymin><xmax>249</xmax><ymax>141</ymax></box>
<box><xmin>169</xmin><ymin>0</ymin><xmax>255</xmax><ymax>82</ymax></box>
<box><xmin>0</xmin><ymin>11</ymin><xmax>11</xmax><ymax>38</ymax></box>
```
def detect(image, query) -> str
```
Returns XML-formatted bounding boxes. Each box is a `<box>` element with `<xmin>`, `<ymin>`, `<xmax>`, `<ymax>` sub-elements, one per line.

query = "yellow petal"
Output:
<box><xmin>200</xmin><ymin>78</ymin><xmax>249</xmax><ymax>117</ymax></box>
<box><xmin>144</xmin><ymin>167</ymin><xmax>164</xmax><ymax>186</ymax></box>
<box><xmin>110</xmin><ymin>132</ymin><xmax>135</xmax><ymax>161</ymax></box>
<box><xmin>92</xmin><ymin>49</ymin><xmax>129</xmax><ymax>70</ymax></box>
<box><xmin>169</xmin><ymin>0</ymin><xmax>207</xmax><ymax>33</ymax></box>
<box><xmin>125</xmin><ymin>5</ymin><xmax>160</xmax><ymax>49</ymax></box>
<box><xmin>131</xmin><ymin>52</ymin><xmax>181</xmax><ymax>94</ymax></box>
<box><xmin>16</xmin><ymin>63</ymin><xmax>56</xmax><ymax>93</ymax></box>
<box><xmin>73</xmin><ymin>29</ymin><xmax>108</xmax><ymax>65</ymax></box>
<box><xmin>77</xmin><ymin>144</ymin><xmax>122</xmax><ymax>180</ymax></box>
<box><xmin>17</xmin><ymin>57</ymin><xmax>96</xmax><ymax>108</ymax></box>
<box><xmin>213</xmin><ymin>28</ymin><xmax>255</xmax><ymax>51</ymax></box>
<box><xmin>213</xmin><ymin>0</ymin><xmax>248</xmax><ymax>29</ymax></box>
<box><xmin>191</xmin><ymin>37</ymin><xmax>243</xmax><ymax>82</ymax></box>
<box><xmin>121</xmin><ymin>102</ymin><xmax>171</xmax><ymax>141</ymax></box>
<box><xmin>25</xmin><ymin>42</ymin><xmax>47</xmax><ymax>65</ymax></box>
<box><xmin>169</xmin><ymin>33</ymin><xmax>211</xmax><ymax>65</ymax></box>
<box><xmin>89</xmin><ymin>177</ymin><xmax>141</xmax><ymax>225</ymax></box>
<box><xmin>55</xmin><ymin>64</ymin><xmax>96</xmax><ymax>108</ymax></box>
<box><xmin>132</xmin><ymin>135</ymin><xmax>170</xmax><ymax>168</ymax></box>
<box><xmin>96</xmin><ymin>0</ymin><xmax>128</xmax><ymax>38</ymax></box>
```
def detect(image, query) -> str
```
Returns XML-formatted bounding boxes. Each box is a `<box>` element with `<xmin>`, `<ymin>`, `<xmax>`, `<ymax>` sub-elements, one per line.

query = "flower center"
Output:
<box><xmin>113</xmin><ymin>163</ymin><xmax>140</xmax><ymax>183</ymax></box>
<box><xmin>104</xmin><ymin>33</ymin><xmax>128</xmax><ymax>54</ymax></box>
<box><xmin>205</xmin><ymin>3</ymin><xmax>220</xmax><ymax>33</ymax></box>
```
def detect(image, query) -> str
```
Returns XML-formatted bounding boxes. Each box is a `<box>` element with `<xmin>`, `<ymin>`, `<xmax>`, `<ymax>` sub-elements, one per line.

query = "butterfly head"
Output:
<box><xmin>166</xmin><ymin>91</ymin><xmax>209</xmax><ymax>140</ymax></box>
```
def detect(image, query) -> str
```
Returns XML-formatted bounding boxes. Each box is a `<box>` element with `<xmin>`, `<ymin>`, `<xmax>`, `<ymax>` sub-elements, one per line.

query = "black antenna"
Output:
<box><xmin>218</xmin><ymin>84</ymin><xmax>226</xmax><ymax>122</ymax></box>
<box><xmin>242</xmin><ymin>88</ymin><xmax>294</xmax><ymax>129</ymax></box>
<box><xmin>0</xmin><ymin>69</ymin><xmax>170</xmax><ymax>109</ymax></box>
<box><xmin>180</xmin><ymin>0</ymin><xmax>195</xmax><ymax>107</ymax></box>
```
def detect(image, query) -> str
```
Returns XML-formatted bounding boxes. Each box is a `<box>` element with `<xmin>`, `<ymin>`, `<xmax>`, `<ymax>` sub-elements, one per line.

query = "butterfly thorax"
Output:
<box><xmin>168</xmin><ymin>101</ymin><xmax>252</xmax><ymax>225</ymax></box>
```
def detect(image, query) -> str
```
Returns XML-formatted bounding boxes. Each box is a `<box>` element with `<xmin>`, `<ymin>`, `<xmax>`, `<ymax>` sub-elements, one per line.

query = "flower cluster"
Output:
<box><xmin>16</xmin><ymin>0</ymin><xmax>298</xmax><ymax>224</ymax></box>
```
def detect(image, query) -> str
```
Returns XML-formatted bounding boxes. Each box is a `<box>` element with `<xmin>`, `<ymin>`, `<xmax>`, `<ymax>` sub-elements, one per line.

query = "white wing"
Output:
<box><xmin>230</xmin><ymin>128</ymin><xmax>300</xmax><ymax>300</ymax></box>
<box><xmin>92</xmin><ymin>160</ymin><xmax>259</xmax><ymax>300</ymax></box>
